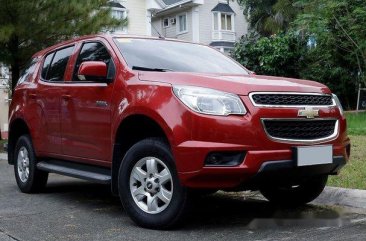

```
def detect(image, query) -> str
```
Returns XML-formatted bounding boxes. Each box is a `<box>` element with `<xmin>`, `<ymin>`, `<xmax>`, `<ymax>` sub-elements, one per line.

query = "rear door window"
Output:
<box><xmin>43</xmin><ymin>46</ymin><xmax>74</xmax><ymax>82</ymax></box>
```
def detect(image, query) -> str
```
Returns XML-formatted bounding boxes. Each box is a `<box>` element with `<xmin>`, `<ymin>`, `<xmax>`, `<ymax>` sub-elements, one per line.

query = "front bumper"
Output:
<box><xmin>176</xmin><ymin>142</ymin><xmax>349</xmax><ymax>189</ymax></box>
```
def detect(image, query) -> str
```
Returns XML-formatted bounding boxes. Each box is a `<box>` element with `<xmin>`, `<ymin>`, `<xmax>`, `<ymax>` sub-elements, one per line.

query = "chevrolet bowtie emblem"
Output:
<box><xmin>298</xmin><ymin>107</ymin><xmax>320</xmax><ymax>119</ymax></box>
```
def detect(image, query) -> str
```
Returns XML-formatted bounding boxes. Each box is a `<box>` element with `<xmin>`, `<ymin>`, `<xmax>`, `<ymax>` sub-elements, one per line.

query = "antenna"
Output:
<box><xmin>150</xmin><ymin>20</ymin><xmax>165</xmax><ymax>39</ymax></box>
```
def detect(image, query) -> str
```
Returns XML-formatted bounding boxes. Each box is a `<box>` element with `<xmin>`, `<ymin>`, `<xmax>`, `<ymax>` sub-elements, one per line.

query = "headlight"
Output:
<box><xmin>173</xmin><ymin>85</ymin><xmax>246</xmax><ymax>116</ymax></box>
<box><xmin>332</xmin><ymin>94</ymin><xmax>344</xmax><ymax>116</ymax></box>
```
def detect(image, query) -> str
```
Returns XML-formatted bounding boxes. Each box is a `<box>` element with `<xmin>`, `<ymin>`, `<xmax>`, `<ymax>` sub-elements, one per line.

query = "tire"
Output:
<box><xmin>14</xmin><ymin>135</ymin><xmax>48</xmax><ymax>193</ymax></box>
<box><xmin>118</xmin><ymin>138</ymin><xmax>190</xmax><ymax>229</ymax></box>
<box><xmin>260</xmin><ymin>175</ymin><xmax>328</xmax><ymax>207</ymax></box>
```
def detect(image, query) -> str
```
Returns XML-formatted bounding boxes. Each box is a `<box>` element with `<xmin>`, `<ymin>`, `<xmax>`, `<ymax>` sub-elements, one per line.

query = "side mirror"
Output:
<box><xmin>78</xmin><ymin>61</ymin><xmax>111</xmax><ymax>83</ymax></box>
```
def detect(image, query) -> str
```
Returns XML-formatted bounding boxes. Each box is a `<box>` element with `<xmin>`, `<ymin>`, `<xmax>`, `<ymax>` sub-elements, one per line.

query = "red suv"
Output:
<box><xmin>8</xmin><ymin>35</ymin><xmax>350</xmax><ymax>229</ymax></box>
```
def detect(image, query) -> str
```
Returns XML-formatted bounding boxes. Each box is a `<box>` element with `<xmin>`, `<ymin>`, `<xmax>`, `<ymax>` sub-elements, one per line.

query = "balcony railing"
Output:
<box><xmin>212</xmin><ymin>30</ymin><xmax>236</xmax><ymax>42</ymax></box>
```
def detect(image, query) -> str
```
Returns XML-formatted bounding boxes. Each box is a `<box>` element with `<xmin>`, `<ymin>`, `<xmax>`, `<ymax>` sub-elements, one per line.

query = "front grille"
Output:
<box><xmin>251</xmin><ymin>93</ymin><xmax>334</xmax><ymax>106</ymax></box>
<box><xmin>263</xmin><ymin>119</ymin><xmax>337</xmax><ymax>141</ymax></box>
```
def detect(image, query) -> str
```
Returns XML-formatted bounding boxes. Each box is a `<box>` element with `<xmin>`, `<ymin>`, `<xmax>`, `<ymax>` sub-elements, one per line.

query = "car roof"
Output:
<box><xmin>32</xmin><ymin>34</ymin><xmax>194</xmax><ymax>58</ymax></box>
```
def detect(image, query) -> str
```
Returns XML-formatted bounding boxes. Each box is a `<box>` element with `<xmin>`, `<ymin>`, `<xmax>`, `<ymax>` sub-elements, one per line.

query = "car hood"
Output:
<box><xmin>138</xmin><ymin>72</ymin><xmax>331</xmax><ymax>96</ymax></box>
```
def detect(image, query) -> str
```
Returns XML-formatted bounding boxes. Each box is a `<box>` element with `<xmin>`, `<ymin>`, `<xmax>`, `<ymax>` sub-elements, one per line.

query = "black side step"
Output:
<box><xmin>37</xmin><ymin>160</ymin><xmax>111</xmax><ymax>184</ymax></box>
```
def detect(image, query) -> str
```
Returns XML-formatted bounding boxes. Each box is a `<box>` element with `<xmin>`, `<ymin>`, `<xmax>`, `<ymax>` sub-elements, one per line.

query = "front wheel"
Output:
<box><xmin>260</xmin><ymin>175</ymin><xmax>328</xmax><ymax>207</ymax></box>
<box><xmin>118</xmin><ymin>138</ymin><xmax>190</xmax><ymax>229</ymax></box>
<box><xmin>14</xmin><ymin>135</ymin><xmax>48</xmax><ymax>193</ymax></box>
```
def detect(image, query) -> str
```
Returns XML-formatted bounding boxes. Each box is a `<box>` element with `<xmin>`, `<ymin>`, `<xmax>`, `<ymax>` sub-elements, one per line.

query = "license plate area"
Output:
<box><xmin>294</xmin><ymin>145</ymin><xmax>333</xmax><ymax>167</ymax></box>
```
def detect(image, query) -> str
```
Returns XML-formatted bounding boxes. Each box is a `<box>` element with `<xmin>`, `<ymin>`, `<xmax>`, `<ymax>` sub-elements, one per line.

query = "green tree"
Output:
<box><xmin>294</xmin><ymin>0</ymin><xmax>366</xmax><ymax>107</ymax></box>
<box><xmin>237</xmin><ymin>0</ymin><xmax>299</xmax><ymax>36</ymax></box>
<box><xmin>233</xmin><ymin>31</ymin><xmax>306</xmax><ymax>77</ymax></box>
<box><xmin>0</xmin><ymin>0</ymin><xmax>126</xmax><ymax>90</ymax></box>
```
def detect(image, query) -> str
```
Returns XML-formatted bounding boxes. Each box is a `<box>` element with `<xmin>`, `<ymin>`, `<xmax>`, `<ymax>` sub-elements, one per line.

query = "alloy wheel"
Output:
<box><xmin>17</xmin><ymin>147</ymin><xmax>30</xmax><ymax>183</ymax></box>
<box><xmin>129</xmin><ymin>157</ymin><xmax>173</xmax><ymax>214</ymax></box>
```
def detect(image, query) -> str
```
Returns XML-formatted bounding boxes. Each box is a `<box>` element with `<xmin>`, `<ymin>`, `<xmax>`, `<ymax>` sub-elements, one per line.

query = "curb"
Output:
<box><xmin>312</xmin><ymin>186</ymin><xmax>366</xmax><ymax>210</ymax></box>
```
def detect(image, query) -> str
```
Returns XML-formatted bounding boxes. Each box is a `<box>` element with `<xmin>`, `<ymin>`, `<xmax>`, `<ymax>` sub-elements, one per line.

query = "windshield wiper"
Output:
<box><xmin>132</xmin><ymin>66</ymin><xmax>173</xmax><ymax>72</ymax></box>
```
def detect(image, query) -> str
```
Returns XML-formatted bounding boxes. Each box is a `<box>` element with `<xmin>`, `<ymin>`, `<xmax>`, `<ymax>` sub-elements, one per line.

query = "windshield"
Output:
<box><xmin>114</xmin><ymin>38</ymin><xmax>248</xmax><ymax>75</ymax></box>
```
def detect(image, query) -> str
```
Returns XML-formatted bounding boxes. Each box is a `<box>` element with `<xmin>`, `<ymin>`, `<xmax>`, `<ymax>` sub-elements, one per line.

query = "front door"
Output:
<box><xmin>61</xmin><ymin>41</ymin><xmax>116</xmax><ymax>162</ymax></box>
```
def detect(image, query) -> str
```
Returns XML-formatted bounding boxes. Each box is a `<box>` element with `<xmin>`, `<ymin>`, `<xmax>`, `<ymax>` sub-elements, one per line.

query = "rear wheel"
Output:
<box><xmin>14</xmin><ymin>135</ymin><xmax>48</xmax><ymax>193</ymax></box>
<box><xmin>260</xmin><ymin>175</ymin><xmax>328</xmax><ymax>207</ymax></box>
<box><xmin>118</xmin><ymin>138</ymin><xmax>190</xmax><ymax>229</ymax></box>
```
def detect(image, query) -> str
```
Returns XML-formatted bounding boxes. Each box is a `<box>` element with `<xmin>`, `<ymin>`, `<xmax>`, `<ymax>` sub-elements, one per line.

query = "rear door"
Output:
<box><xmin>36</xmin><ymin>46</ymin><xmax>75</xmax><ymax>156</ymax></box>
<box><xmin>60</xmin><ymin>40</ymin><xmax>116</xmax><ymax>163</ymax></box>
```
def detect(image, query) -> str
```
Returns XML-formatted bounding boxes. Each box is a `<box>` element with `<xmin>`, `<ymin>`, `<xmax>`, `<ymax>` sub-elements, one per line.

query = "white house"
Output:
<box><xmin>151</xmin><ymin>0</ymin><xmax>248</xmax><ymax>53</ymax></box>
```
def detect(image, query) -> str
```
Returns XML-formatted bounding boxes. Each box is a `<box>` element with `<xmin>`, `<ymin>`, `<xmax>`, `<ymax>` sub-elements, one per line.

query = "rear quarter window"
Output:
<box><xmin>41</xmin><ymin>53</ymin><xmax>54</xmax><ymax>80</ymax></box>
<box><xmin>17</xmin><ymin>58</ymin><xmax>39</xmax><ymax>86</ymax></box>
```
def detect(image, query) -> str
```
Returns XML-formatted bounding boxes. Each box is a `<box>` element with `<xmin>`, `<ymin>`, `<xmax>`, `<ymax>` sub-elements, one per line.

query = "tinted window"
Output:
<box><xmin>17</xmin><ymin>58</ymin><xmax>38</xmax><ymax>85</ymax></box>
<box><xmin>73</xmin><ymin>42</ymin><xmax>112</xmax><ymax>81</ymax></box>
<box><xmin>41</xmin><ymin>53</ymin><xmax>54</xmax><ymax>79</ymax></box>
<box><xmin>114</xmin><ymin>38</ymin><xmax>248</xmax><ymax>75</ymax></box>
<box><xmin>47</xmin><ymin>46</ymin><xmax>74</xmax><ymax>81</ymax></box>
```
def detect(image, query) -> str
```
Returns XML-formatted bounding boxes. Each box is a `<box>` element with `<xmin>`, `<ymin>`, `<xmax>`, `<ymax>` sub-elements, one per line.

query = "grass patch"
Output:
<box><xmin>329</xmin><ymin>135</ymin><xmax>366</xmax><ymax>190</ymax></box>
<box><xmin>346</xmin><ymin>112</ymin><xmax>366</xmax><ymax>135</ymax></box>
<box><xmin>0</xmin><ymin>139</ymin><xmax>6</xmax><ymax>153</ymax></box>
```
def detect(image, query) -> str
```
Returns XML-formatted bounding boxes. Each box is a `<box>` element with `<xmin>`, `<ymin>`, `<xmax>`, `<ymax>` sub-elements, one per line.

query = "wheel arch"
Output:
<box><xmin>8</xmin><ymin>118</ymin><xmax>31</xmax><ymax>165</ymax></box>
<box><xmin>111</xmin><ymin>114</ymin><xmax>172</xmax><ymax>196</ymax></box>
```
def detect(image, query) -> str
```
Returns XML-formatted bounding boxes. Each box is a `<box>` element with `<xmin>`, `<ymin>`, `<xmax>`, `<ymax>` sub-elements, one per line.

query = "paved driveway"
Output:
<box><xmin>0</xmin><ymin>159</ymin><xmax>366</xmax><ymax>241</ymax></box>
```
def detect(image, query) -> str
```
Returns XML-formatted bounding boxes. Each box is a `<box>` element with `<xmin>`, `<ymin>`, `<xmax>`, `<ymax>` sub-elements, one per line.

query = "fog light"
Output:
<box><xmin>205</xmin><ymin>152</ymin><xmax>246</xmax><ymax>167</ymax></box>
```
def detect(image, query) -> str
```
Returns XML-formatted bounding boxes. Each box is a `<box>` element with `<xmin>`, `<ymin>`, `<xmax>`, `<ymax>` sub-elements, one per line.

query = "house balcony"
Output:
<box><xmin>212</xmin><ymin>30</ymin><xmax>236</xmax><ymax>42</ymax></box>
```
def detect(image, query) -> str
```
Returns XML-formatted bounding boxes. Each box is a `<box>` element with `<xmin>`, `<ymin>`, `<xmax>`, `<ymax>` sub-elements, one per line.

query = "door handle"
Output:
<box><xmin>96</xmin><ymin>101</ymin><xmax>108</xmax><ymax>107</ymax></box>
<box><xmin>28</xmin><ymin>93</ymin><xmax>37</xmax><ymax>99</ymax></box>
<box><xmin>61</xmin><ymin>95</ymin><xmax>71</xmax><ymax>100</ymax></box>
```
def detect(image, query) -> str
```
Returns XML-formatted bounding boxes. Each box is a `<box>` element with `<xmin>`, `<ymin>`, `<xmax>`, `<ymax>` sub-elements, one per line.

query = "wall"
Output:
<box><xmin>230</xmin><ymin>0</ymin><xmax>248</xmax><ymax>41</ymax></box>
<box><xmin>122</xmin><ymin>0</ymin><xmax>150</xmax><ymax>35</ymax></box>
<box><xmin>156</xmin><ymin>9</ymin><xmax>193</xmax><ymax>42</ymax></box>
<box><xmin>151</xmin><ymin>18</ymin><xmax>163</xmax><ymax>36</ymax></box>
<box><xmin>0</xmin><ymin>87</ymin><xmax>9</xmax><ymax>139</ymax></box>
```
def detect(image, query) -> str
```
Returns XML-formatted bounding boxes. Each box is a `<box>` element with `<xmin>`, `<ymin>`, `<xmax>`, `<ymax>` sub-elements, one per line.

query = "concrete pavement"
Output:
<box><xmin>0</xmin><ymin>153</ymin><xmax>6</xmax><ymax>162</ymax></box>
<box><xmin>1</xmin><ymin>154</ymin><xmax>366</xmax><ymax>240</ymax></box>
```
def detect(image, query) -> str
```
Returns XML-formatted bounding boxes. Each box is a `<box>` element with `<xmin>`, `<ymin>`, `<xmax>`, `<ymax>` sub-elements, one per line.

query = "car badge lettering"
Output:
<box><xmin>298</xmin><ymin>107</ymin><xmax>319</xmax><ymax>119</ymax></box>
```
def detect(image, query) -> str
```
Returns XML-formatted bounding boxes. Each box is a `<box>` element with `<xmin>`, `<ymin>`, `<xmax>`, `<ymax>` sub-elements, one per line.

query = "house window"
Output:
<box><xmin>213</xmin><ymin>12</ymin><xmax>234</xmax><ymax>31</ymax></box>
<box><xmin>163</xmin><ymin>18</ymin><xmax>169</xmax><ymax>28</ymax></box>
<box><xmin>111</xmin><ymin>8</ymin><xmax>127</xmax><ymax>33</ymax></box>
<box><xmin>177</xmin><ymin>13</ymin><xmax>187</xmax><ymax>34</ymax></box>
<box><xmin>221</xmin><ymin>13</ymin><xmax>232</xmax><ymax>31</ymax></box>
<box><xmin>111</xmin><ymin>9</ymin><xmax>125</xmax><ymax>20</ymax></box>
<box><xmin>213</xmin><ymin>12</ymin><xmax>219</xmax><ymax>30</ymax></box>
